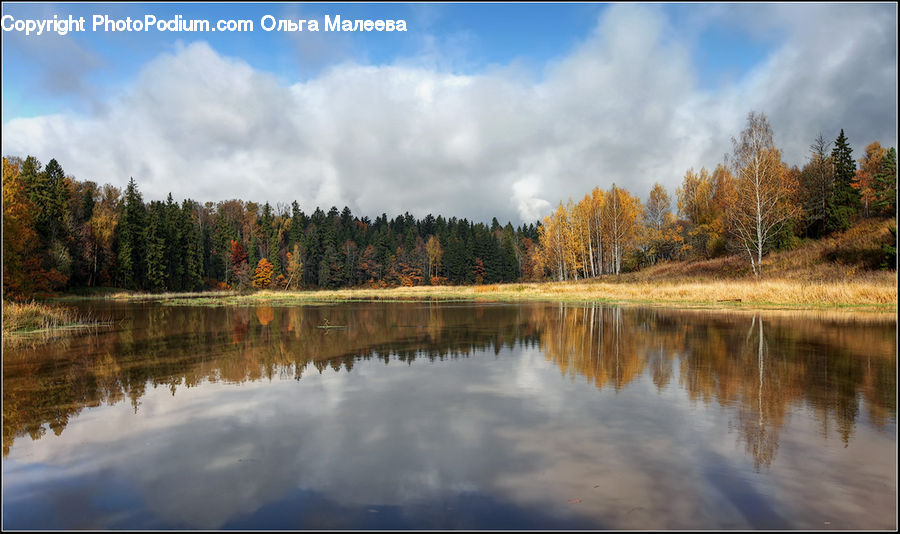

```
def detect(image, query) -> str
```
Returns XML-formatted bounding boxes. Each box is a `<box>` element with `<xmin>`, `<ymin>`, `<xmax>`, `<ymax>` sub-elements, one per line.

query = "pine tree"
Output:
<box><xmin>289</xmin><ymin>201</ymin><xmax>306</xmax><ymax>248</ymax></box>
<box><xmin>826</xmin><ymin>129</ymin><xmax>859</xmax><ymax>233</ymax></box>
<box><xmin>164</xmin><ymin>193</ymin><xmax>183</xmax><ymax>290</ymax></box>
<box><xmin>182</xmin><ymin>199</ymin><xmax>204</xmax><ymax>290</ymax></box>
<box><xmin>268</xmin><ymin>228</ymin><xmax>282</xmax><ymax>276</ymax></box>
<box><xmin>318</xmin><ymin>243</ymin><xmax>341</xmax><ymax>288</ymax></box>
<box><xmin>43</xmin><ymin>159</ymin><xmax>70</xmax><ymax>245</ymax></box>
<box><xmin>145</xmin><ymin>201</ymin><xmax>168</xmax><ymax>292</ymax></box>
<box><xmin>248</xmin><ymin>235</ymin><xmax>259</xmax><ymax>273</ymax></box>
<box><xmin>117</xmin><ymin>177</ymin><xmax>146</xmax><ymax>289</ymax></box>
<box><xmin>22</xmin><ymin>157</ymin><xmax>49</xmax><ymax>242</ymax></box>
<box><xmin>501</xmin><ymin>224</ymin><xmax>520</xmax><ymax>282</ymax></box>
<box><xmin>21</xmin><ymin>157</ymin><xmax>71</xmax><ymax>282</ymax></box>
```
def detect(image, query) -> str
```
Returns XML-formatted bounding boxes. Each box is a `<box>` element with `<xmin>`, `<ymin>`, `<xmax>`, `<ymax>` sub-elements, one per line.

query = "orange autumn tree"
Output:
<box><xmin>252</xmin><ymin>258</ymin><xmax>274</xmax><ymax>289</ymax></box>
<box><xmin>472</xmin><ymin>257</ymin><xmax>486</xmax><ymax>285</ymax></box>
<box><xmin>256</xmin><ymin>306</ymin><xmax>275</xmax><ymax>326</ymax></box>
<box><xmin>2</xmin><ymin>157</ymin><xmax>38</xmax><ymax>299</ymax></box>
<box><xmin>852</xmin><ymin>141</ymin><xmax>888</xmax><ymax>218</ymax></box>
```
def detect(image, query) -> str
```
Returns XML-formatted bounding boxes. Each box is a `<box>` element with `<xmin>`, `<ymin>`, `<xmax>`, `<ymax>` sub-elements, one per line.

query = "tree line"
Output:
<box><xmin>535</xmin><ymin>112</ymin><xmax>896</xmax><ymax>280</ymax></box>
<box><xmin>2</xmin><ymin>157</ymin><xmax>542</xmax><ymax>298</ymax></box>
<box><xmin>2</xmin><ymin>111</ymin><xmax>896</xmax><ymax>299</ymax></box>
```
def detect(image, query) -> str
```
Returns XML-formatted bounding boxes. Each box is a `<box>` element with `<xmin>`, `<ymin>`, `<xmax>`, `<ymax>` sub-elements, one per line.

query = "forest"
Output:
<box><xmin>2</xmin><ymin>112</ymin><xmax>896</xmax><ymax>300</ymax></box>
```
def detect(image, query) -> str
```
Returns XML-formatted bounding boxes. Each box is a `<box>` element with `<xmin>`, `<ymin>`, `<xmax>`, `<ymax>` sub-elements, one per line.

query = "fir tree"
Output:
<box><xmin>268</xmin><ymin>229</ymin><xmax>282</xmax><ymax>276</ymax></box>
<box><xmin>117</xmin><ymin>177</ymin><xmax>146</xmax><ymax>289</ymax></box>
<box><xmin>145</xmin><ymin>201</ymin><xmax>168</xmax><ymax>292</ymax></box>
<box><xmin>182</xmin><ymin>199</ymin><xmax>204</xmax><ymax>290</ymax></box>
<box><xmin>318</xmin><ymin>243</ymin><xmax>341</xmax><ymax>288</ymax></box>
<box><xmin>826</xmin><ymin>129</ymin><xmax>859</xmax><ymax>233</ymax></box>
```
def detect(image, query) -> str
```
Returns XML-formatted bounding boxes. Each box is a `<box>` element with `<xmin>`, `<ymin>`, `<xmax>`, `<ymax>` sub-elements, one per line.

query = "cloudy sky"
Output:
<box><xmin>2</xmin><ymin>3</ymin><xmax>896</xmax><ymax>224</ymax></box>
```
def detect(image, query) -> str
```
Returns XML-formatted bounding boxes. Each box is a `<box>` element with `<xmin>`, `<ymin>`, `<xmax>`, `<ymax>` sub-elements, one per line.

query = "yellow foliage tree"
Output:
<box><xmin>728</xmin><ymin>112</ymin><xmax>801</xmax><ymax>276</ymax></box>
<box><xmin>2</xmin><ymin>157</ymin><xmax>37</xmax><ymax>298</ymax></box>
<box><xmin>589</xmin><ymin>187</ymin><xmax>606</xmax><ymax>275</ymax></box>
<box><xmin>537</xmin><ymin>203</ymin><xmax>571</xmax><ymax>281</ymax></box>
<box><xmin>425</xmin><ymin>235</ymin><xmax>443</xmax><ymax>282</ymax></box>
<box><xmin>678</xmin><ymin>167</ymin><xmax>725</xmax><ymax>258</ymax></box>
<box><xmin>284</xmin><ymin>243</ymin><xmax>303</xmax><ymax>289</ymax></box>
<box><xmin>252</xmin><ymin>258</ymin><xmax>274</xmax><ymax>289</ymax></box>
<box><xmin>852</xmin><ymin>141</ymin><xmax>888</xmax><ymax>218</ymax></box>
<box><xmin>603</xmin><ymin>184</ymin><xmax>641</xmax><ymax>274</ymax></box>
<box><xmin>642</xmin><ymin>182</ymin><xmax>681</xmax><ymax>264</ymax></box>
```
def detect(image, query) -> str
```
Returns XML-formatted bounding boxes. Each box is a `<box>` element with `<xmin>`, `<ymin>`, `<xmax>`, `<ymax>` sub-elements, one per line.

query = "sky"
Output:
<box><xmin>1</xmin><ymin>2</ymin><xmax>897</xmax><ymax>225</ymax></box>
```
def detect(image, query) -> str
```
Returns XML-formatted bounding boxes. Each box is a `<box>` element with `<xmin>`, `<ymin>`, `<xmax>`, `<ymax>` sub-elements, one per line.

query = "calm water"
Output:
<box><xmin>2</xmin><ymin>301</ymin><xmax>896</xmax><ymax>529</ymax></box>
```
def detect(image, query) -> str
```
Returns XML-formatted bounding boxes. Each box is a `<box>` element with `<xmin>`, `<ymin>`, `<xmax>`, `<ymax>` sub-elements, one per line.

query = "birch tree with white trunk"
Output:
<box><xmin>728</xmin><ymin>112</ymin><xmax>800</xmax><ymax>277</ymax></box>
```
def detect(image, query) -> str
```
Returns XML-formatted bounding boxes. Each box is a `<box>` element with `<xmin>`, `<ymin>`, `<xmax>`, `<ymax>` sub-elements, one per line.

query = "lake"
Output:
<box><xmin>2</xmin><ymin>301</ymin><xmax>896</xmax><ymax>529</ymax></box>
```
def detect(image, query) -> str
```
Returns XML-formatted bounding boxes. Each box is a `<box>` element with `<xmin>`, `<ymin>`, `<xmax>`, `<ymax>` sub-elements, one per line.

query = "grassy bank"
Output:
<box><xmin>91</xmin><ymin>275</ymin><xmax>897</xmax><ymax>312</ymax></box>
<box><xmin>3</xmin><ymin>301</ymin><xmax>109</xmax><ymax>344</ymax></box>
<box><xmin>618</xmin><ymin>218</ymin><xmax>896</xmax><ymax>282</ymax></box>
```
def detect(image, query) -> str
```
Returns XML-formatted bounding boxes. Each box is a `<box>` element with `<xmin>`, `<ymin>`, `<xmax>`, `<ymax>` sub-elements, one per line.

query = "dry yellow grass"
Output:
<box><xmin>130</xmin><ymin>276</ymin><xmax>896</xmax><ymax>313</ymax></box>
<box><xmin>2</xmin><ymin>301</ymin><xmax>82</xmax><ymax>334</ymax></box>
<box><xmin>2</xmin><ymin>301</ymin><xmax>112</xmax><ymax>344</ymax></box>
<box><xmin>621</xmin><ymin>217</ymin><xmax>896</xmax><ymax>282</ymax></box>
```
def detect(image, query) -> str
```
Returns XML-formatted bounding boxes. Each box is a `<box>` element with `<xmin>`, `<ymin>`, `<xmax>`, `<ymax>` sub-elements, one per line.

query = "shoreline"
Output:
<box><xmin>50</xmin><ymin>278</ymin><xmax>898</xmax><ymax>315</ymax></box>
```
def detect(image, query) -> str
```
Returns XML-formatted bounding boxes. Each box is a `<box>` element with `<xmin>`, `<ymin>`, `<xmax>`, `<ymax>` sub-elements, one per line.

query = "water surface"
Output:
<box><xmin>2</xmin><ymin>302</ymin><xmax>896</xmax><ymax>529</ymax></box>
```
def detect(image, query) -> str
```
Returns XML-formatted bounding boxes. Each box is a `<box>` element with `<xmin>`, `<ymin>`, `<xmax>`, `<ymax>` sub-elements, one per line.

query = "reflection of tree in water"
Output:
<box><xmin>537</xmin><ymin>307</ymin><xmax>895</xmax><ymax>469</ymax></box>
<box><xmin>538</xmin><ymin>305</ymin><xmax>649</xmax><ymax>391</ymax></box>
<box><xmin>2</xmin><ymin>303</ymin><xmax>539</xmax><ymax>455</ymax></box>
<box><xmin>733</xmin><ymin>316</ymin><xmax>783</xmax><ymax>470</ymax></box>
<box><xmin>2</xmin><ymin>303</ymin><xmax>895</xmax><ymax>466</ymax></box>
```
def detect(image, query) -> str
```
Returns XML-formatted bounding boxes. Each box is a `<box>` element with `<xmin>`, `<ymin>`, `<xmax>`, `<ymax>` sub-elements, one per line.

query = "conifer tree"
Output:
<box><xmin>182</xmin><ymin>199</ymin><xmax>204</xmax><ymax>290</ymax></box>
<box><xmin>268</xmin><ymin>229</ymin><xmax>282</xmax><ymax>276</ymax></box>
<box><xmin>43</xmin><ymin>159</ymin><xmax>70</xmax><ymax>245</ymax></box>
<box><xmin>826</xmin><ymin>129</ymin><xmax>859</xmax><ymax>233</ymax></box>
<box><xmin>117</xmin><ymin>177</ymin><xmax>146</xmax><ymax>289</ymax></box>
<box><xmin>501</xmin><ymin>224</ymin><xmax>519</xmax><ymax>281</ymax></box>
<box><xmin>145</xmin><ymin>201</ymin><xmax>168</xmax><ymax>292</ymax></box>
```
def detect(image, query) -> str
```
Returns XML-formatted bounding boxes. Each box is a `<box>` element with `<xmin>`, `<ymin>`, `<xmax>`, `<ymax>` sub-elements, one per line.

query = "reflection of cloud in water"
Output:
<box><xmin>2</xmin><ymin>303</ymin><xmax>896</xmax><ymax>529</ymax></box>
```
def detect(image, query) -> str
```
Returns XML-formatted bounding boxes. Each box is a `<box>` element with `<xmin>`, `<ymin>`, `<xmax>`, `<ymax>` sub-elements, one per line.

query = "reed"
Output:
<box><xmin>3</xmin><ymin>301</ymin><xmax>111</xmax><ymax>345</ymax></box>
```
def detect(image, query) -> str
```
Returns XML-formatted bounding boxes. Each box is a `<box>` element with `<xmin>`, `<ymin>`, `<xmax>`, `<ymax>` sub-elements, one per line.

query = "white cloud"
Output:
<box><xmin>2</xmin><ymin>4</ymin><xmax>896</xmax><ymax>224</ymax></box>
<box><xmin>512</xmin><ymin>175</ymin><xmax>552</xmax><ymax>222</ymax></box>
